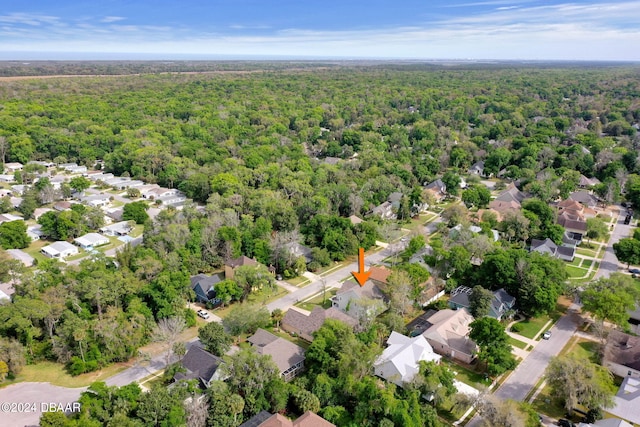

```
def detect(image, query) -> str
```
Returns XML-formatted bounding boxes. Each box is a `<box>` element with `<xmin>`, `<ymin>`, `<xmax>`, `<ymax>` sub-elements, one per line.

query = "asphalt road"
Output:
<box><xmin>0</xmin><ymin>382</ymin><xmax>86</xmax><ymax>427</ymax></box>
<box><xmin>467</xmin><ymin>205</ymin><xmax>628</xmax><ymax>427</ymax></box>
<box><xmin>594</xmin><ymin>206</ymin><xmax>632</xmax><ymax>279</ymax></box>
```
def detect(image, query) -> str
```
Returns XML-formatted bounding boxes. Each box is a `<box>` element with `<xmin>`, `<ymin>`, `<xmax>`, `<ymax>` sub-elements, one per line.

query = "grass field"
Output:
<box><xmin>295</xmin><ymin>289</ymin><xmax>337</xmax><ymax>311</ymax></box>
<box><xmin>440</xmin><ymin>359</ymin><xmax>490</xmax><ymax>389</ymax></box>
<box><xmin>0</xmin><ymin>361</ymin><xmax>126</xmax><ymax>389</ymax></box>
<box><xmin>512</xmin><ymin>315</ymin><xmax>553</xmax><ymax>340</ymax></box>
<box><xmin>566</xmin><ymin>265</ymin><xmax>588</xmax><ymax>278</ymax></box>
<box><xmin>508</xmin><ymin>336</ymin><xmax>528</xmax><ymax>350</ymax></box>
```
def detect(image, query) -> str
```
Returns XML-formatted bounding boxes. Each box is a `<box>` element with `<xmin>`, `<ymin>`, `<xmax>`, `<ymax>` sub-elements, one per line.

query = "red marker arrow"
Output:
<box><xmin>351</xmin><ymin>247</ymin><xmax>371</xmax><ymax>287</ymax></box>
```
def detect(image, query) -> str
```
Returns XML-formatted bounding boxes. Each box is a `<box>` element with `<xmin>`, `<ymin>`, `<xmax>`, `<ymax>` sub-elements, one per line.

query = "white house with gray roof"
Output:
<box><xmin>41</xmin><ymin>241</ymin><xmax>79</xmax><ymax>259</ymax></box>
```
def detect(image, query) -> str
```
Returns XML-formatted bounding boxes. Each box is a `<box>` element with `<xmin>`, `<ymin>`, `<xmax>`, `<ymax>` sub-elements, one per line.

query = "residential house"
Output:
<box><xmin>73</xmin><ymin>233</ymin><xmax>110</xmax><ymax>250</ymax></box>
<box><xmin>53</xmin><ymin>201</ymin><xmax>73</xmax><ymax>212</ymax></box>
<box><xmin>174</xmin><ymin>345</ymin><xmax>224</xmax><ymax>389</ymax></box>
<box><xmin>368</xmin><ymin>265</ymin><xmax>392</xmax><ymax>288</ymax></box>
<box><xmin>99</xmin><ymin>221</ymin><xmax>133</xmax><ymax>236</ymax></box>
<box><xmin>0</xmin><ymin>189</ymin><xmax>11</xmax><ymax>197</ymax></box>
<box><xmin>628</xmin><ymin>305</ymin><xmax>640</xmax><ymax>335</ymax></box>
<box><xmin>388</xmin><ymin>192</ymin><xmax>403</xmax><ymax>209</ymax></box>
<box><xmin>58</xmin><ymin>162</ymin><xmax>78</xmax><ymax>170</ymax></box>
<box><xmin>80</xmin><ymin>194</ymin><xmax>111</xmax><ymax>208</ymax></box>
<box><xmin>6</xmin><ymin>249</ymin><xmax>35</xmax><ymax>267</ymax></box>
<box><xmin>468</xmin><ymin>160</ymin><xmax>486</xmax><ymax>177</ymax></box>
<box><xmin>569</xmin><ymin>190</ymin><xmax>599</xmax><ymax>208</ymax></box>
<box><xmin>419</xmin><ymin>308</ymin><xmax>477</xmax><ymax>364</ymax></box>
<box><xmin>33</xmin><ymin>208</ymin><xmax>53</xmax><ymax>221</ymax></box>
<box><xmin>27</xmin><ymin>224</ymin><xmax>44</xmax><ymax>240</ymax></box>
<box><xmin>66</xmin><ymin>165</ymin><xmax>88</xmax><ymax>174</ymax></box>
<box><xmin>157</xmin><ymin>194</ymin><xmax>187</xmax><ymax>208</ymax></box>
<box><xmin>374</xmin><ymin>331</ymin><xmax>441</xmax><ymax>387</ymax></box>
<box><xmin>41</xmin><ymin>241</ymin><xmax>79</xmax><ymax>259</ymax></box>
<box><xmin>0</xmin><ymin>214</ymin><xmax>23</xmax><ymax>224</ymax></box>
<box><xmin>247</xmin><ymin>329</ymin><xmax>306</xmax><ymax>381</ymax></box>
<box><xmin>530</xmin><ymin>238</ymin><xmax>576</xmax><ymax>262</ymax></box>
<box><xmin>489</xmin><ymin>183</ymin><xmax>528</xmax><ymax>214</ymax></box>
<box><xmin>604</xmin><ymin>330</ymin><xmax>640</xmax><ymax>379</ymax></box>
<box><xmin>556</xmin><ymin>199</ymin><xmax>596</xmax><ymax>220</ymax></box>
<box><xmin>141</xmin><ymin>187</ymin><xmax>180</xmax><ymax>200</ymax></box>
<box><xmin>371</xmin><ymin>201</ymin><xmax>395</xmax><ymax>220</ymax></box>
<box><xmin>224</xmin><ymin>255</ymin><xmax>259</xmax><ymax>279</ymax></box>
<box><xmin>451</xmin><ymin>224</ymin><xmax>500</xmax><ymax>242</ymax></box>
<box><xmin>28</xmin><ymin>160</ymin><xmax>54</xmax><ymax>168</ymax></box>
<box><xmin>578</xmin><ymin>175</ymin><xmax>601</xmax><ymax>188</ymax></box>
<box><xmin>0</xmin><ymin>174</ymin><xmax>15</xmax><ymax>183</ymax></box>
<box><xmin>331</xmin><ymin>279</ymin><xmax>387</xmax><ymax>322</ymax></box>
<box><xmin>49</xmin><ymin>175</ymin><xmax>68</xmax><ymax>190</ymax></box>
<box><xmin>448</xmin><ymin>286</ymin><xmax>516</xmax><ymax>320</ymax></box>
<box><xmin>240</xmin><ymin>411</ymin><xmax>335</xmax><ymax>427</ymax></box>
<box><xmin>281</xmin><ymin>306</ymin><xmax>358</xmax><ymax>342</ymax></box>
<box><xmin>10</xmin><ymin>185</ymin><xmax>27</xmax><ymax>196</ymax></box>
<box><xmin>4</xmin><ymin>162</ymin><xmax>23</xmax><ymax>173</ymax></box>
<box><xmin>285</xmin><ymin>241</ymin><xmax>313</xmax><ymax>263</ymax></box>
<box><xmin>104</xmin><ymin>207</ymin><xmax>123</xmax><ymax>222</ymax></box>
<box><xmin>556</xmin><ymin>211</ymin><xmax>587</xmax><ymax>239</ymax></box>
<box><xmin>119</xmin><ymin>179</ymin><xmax>144</xmax><ymax>189</ymax></box>
<box><xmin>424</xmin><ymin>179</ymin><xmax>447</xmax><ymax>201</ymax></box>
<box><xmin>190</xmin><ymin>273</ymin><xmax>224</xmax><ymax>305</ymax></box>
<box><xmin>607</xmin><ymin>376</ymin><xmax>640</xmax><ymax>426</ymax></box>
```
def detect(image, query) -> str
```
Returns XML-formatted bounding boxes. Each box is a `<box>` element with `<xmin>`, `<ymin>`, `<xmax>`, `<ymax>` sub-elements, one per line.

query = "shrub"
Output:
<box><xmin>510</xmin><ymin>323</ymin><xmax>523</xmax><ymax>333</ymax></box>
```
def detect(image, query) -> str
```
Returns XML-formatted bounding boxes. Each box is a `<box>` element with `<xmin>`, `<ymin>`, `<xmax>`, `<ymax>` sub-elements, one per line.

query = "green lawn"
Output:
<box><xmin>582</xmin><ymin>259</ymin><xmax>593</xmax><ymax>268</ymax></box>
<box><xmin>570</xmin><ymin>258</ymin><xmax>583</xmax><ymax>267</ymax></box>
<box><xmin>509</xmin><ymin>336</ymin><xmax>528</xmax><ymax>350</ymax></box>
<box><xmin>531</xmin><ymin>383</ymin><xmax>568</xmax><ymax>420</ymax></box>
<box><xmin>0</xmin><ymin>361</ymin><xmax>127</xmax><ymax>389</ymax></box>
<box><xmin>566</xmin><ymin>265</ymin><xmax>588</xmax><ymax>278</ymax></box>
<box><xmin>295</xmin><ymin>289</ymin><xmax>337</xmax><ymax>311</ymax></box>
<box><xmin>213</xmin><ymin>286</ymin><xmax>287</xmax><ymax>318</ymax></box>
<box><xmin>512</xmin><ymin>315</ymin><xmax>552</xmax><ymax>340</ymax></box>
<box><xmin>440</xmin><ymin>359</ymin><xmax>490</xmax><ymax>389</ymax></box>
<box><xmin>576</xmin><ymin>247</ymin><xmax>598</xmax><ymax>257</ymax></box>
<box><xmin>285</xmin><ymin>276</ymin><xmax>310</xmax><ymax>287</ymax></box>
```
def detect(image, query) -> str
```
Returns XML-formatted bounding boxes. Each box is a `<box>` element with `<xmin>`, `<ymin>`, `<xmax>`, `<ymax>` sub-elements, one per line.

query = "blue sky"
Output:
<box><xmin>1</xmin><ymin>0</ymin><xmax>639</xmax><ymax>60</ymax></box>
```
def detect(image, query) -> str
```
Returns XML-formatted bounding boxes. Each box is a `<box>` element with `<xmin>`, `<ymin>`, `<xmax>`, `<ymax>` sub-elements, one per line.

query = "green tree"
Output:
<box><xmin>69</xmin><ymin>176</ymin><xmax>92</xmax><ymax>194</ymax></box>
<box><xmin>469</xmin><ymin>317</ymin><xmax>516</xmax><ymax>376</ymax></box>
<box><xmin>198</xmin><ymin>322</ymin><xmax>232</xmax><ymax>356</ymax></box>
<box><xmin>442</xmin><ymin>171</ymin><xmax>461</xmax><ymax>197</ymax></box>
<box><xmin>0</xmin><ymin>220</ymin><xmax>30</xmax><ymax>249</ymax></box>
<box><xmin>469</xmin><ymin>285</ymin><xmax>494</xmax><ymax>318</ymax></box>
<box><xmin>122</xmin><ymin>201</ymin><xmax>149</xmax><ymax>224</ymax></box>
<box><xmin>613</xmin><ymin>238</ymin><xmax>640</xmax><ymax>268</ymax></box>
<box><xmin>545</xmin><ymin>354</ymin><xmax>616</xmax><ymax>413</ymax></box>
<box><xmin>222</xmin><ymin>304</ymin><xmax>270</xmax><ymax>336</ymax></box>
<box><xmin>581</xmin><ymin>273</ymin><xmax>640</xmax><ymax>332</ymax></box>
<box><xmin>586</xmin><ymin>217</ymin><xmax>609</xmax><ymax>245</ymax></box>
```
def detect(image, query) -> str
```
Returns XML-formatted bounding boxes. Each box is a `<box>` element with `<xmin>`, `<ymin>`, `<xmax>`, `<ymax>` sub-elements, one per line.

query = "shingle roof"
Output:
<box><xmin>227</xmin><ymin>255</ymin><xmax>258</xmax><ymax>268</ymax></box>
<box><xmin>282</xmin><ymin>306</ymin><xmax>357</xmax><ymax>340</ymax></box>
<box><xmin>368</xmin><ymin>266</ymin><xmax>392</xmax><ymax>284</ymax></box>
<box><xmin>239</xmin><ymin>411</ymin><xmax>273</xmax><ymax>427</ymax></box>
<box><xmin>604</xmin><ymin>330</ymin><xmax>640</xmax><ymax>372</ymax></box>
<box><xmin>248</xmin><ymin>329</ymin><xmax>306</xmax><ymax>375</ymax></box>
<box><xmin>421</xmin><ymin>309</ymin><xmax>476</xmax><ymax>356</ymax></box>
<box><xmin>175</xmin><ymin>346</ymin><xmax>222</xmax><ymax>385</ymax></box>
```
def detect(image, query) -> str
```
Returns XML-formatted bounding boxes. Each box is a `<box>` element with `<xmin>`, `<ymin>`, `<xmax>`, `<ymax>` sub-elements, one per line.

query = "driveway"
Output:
<box><xmin>594</xmin><ymin>206</ymin><xmax>632</xmax><ymax>279</ymax></box>
<box><xmin>0</xmin><ymin>382</ymin><xmax>86</xmax><ymax>427</ymax></box>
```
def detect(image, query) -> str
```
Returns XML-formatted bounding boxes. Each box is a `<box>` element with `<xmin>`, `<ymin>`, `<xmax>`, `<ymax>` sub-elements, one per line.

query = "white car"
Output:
<box><xmin>542</xmin><ymin>331</ymin><xmax>551</xmax><ymax>340</ymax></box>
<box><xmin>197</xmin><ymin>309</ymin><xmax>210</xmax><ymax>320</ymax></box>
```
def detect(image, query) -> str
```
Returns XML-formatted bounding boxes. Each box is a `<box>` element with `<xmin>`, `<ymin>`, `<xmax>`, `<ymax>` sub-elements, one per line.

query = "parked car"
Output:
<box><xmin>197</xmin><ymin>309</ymin><xmax>210</xmax><ymax>319</ymax></box>
<box><xmin>629</xmin><ymin>268</ymin><xmax>640</xmax><ymax>274</ymax></box>
<box><xmin>542</xmin><ymin>331</ymin><xmax>552</xmax><ymax>340</ymax></box>
<box><xmin>558</xmin><ymin>419</ymin><xmax>574</xmax><ymax>427</ymax></box>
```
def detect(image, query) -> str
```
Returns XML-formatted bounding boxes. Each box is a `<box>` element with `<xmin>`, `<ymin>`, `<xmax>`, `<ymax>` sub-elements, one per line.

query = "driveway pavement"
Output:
<box><xmin>594</xmin><ymin>206</ymin><xmax>632</xmax><ymax>279</ymax></box>
<box><xmin>0</xmin><ymin>382</ymin><xmax>86</xmax><ymax>427</ymax></box>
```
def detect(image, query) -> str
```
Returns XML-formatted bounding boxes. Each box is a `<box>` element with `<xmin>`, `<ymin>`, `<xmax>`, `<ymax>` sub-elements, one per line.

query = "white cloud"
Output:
<box><xmin>101</xmin><ymin>16</ymin><xmax>126</xmax><ymax>23</ymax></box>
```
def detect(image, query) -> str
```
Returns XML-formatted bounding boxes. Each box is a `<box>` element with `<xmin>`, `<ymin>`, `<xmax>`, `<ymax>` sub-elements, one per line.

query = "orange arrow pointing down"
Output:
<box><xmin>351</xmin><ymin>247</ymin><xmax>371</xmax><ymax>287</ymax></box>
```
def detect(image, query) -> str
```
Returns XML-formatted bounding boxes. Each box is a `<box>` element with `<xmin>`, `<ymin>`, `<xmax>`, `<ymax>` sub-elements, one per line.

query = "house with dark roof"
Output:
<box><xmin>247</xmin><ymin>329</ymin><xmax>306</xmax><ymax>381</ymax></box>
<box><xmin>468</xmin><ymin>160</ymin><xmax>485</xmax><ymax>176</ymax></box>
<box><xmin>424</xmin><ymin>179</ymin><xmax>447</xmax><ymax>201</ymax></box>
<box><xmin>281</xmin><ymin>306</ymin><xmax>358</xmax><ymax>342</ymax></box>
<box><xmin>174</xmin><ymin>345</ymin><xmax>224</xmax><ymax>388</ymax></box>
<box><xmin>190</xmin><ymin>273</ymin><xmax>224</xmax><ymax>305</ymax></box>
<box><xmin>448</xmin><ymin>286</ymin><xmax>516</xmax><ymax>320</ymax></box>
<box><xmin>578</xmin><ymin>175</ymin><xmax>601</xmax><ymax>188</ymax></box>
<box><xmin>224</xmin><ymin>255</ymin><xmax>259</xmax><ymax>280</ymax></box>
<box><xmin>285</xmin><ymin>242</ymin><xmax>313</xmax><ymax>263</ymax></box>
<box><xmin>604</xmin><ymin>330</ymin><xmax>640</xmax><ymax>379</ymax></box>
<box><xmin>494</xmin><ymin>183</ymin><xmax>527</xmax><ymax>205</ymax></box>
<box><xmin>569</xmin><ymin>190</ymin><xmax>600</xmax><ymax>208</ymax></box>
<box><xmin>556</xmin><ymin>211</ymin><xmax>587</xmax><ymax>239</ymax></box>
<box><xmin>530</xmin><ymin>238</ymin><xmax>576</xmax><ymax>262</ymax></box>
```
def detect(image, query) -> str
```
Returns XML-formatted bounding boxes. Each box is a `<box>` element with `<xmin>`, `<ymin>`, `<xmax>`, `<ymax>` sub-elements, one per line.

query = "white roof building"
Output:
<box><xmin>99</xmin><ymin>221</ymin><xmax>133</xmax><ymax>236</ymax></box>
<box><xmin>6</xmin><ymin>249</ymin><xmax>35</xmax><ymax>266</ymax></box>
<box><xmin>4</xmin><ymin>162</ymin><xmax>23</xmax><ymax>173</ymax></box>
<box><xmin>374</xmin><ymin>331</ymin><xmax>441</xmax><ymax>387</ymax></box>
<box><xmin>74</xmin><ymin>233</ymin><xmax>110</xmax><ymax>249</ymax></box>
<box><xmin>41</xmin><ymin>241</ymin><xmax>79</xmax><ymax>259</ymax></box>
